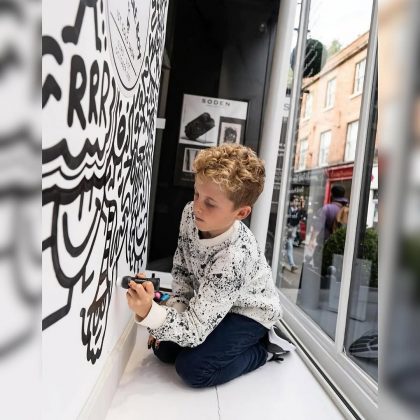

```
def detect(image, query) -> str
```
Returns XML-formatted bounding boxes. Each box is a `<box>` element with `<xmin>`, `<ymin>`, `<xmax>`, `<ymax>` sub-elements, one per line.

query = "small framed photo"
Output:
<box><xmin>218</xmin><ymin>117</ymin><xmax>246</xmax><ymax>145</ymax></box>
<box><xmin>182</xmin><ymin>147</ymin><xmax>201</xmax><ymax>173</ymax></box>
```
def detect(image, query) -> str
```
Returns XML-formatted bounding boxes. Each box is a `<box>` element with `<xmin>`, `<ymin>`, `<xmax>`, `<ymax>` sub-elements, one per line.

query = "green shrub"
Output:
<box><xmin>322</xmin><ymin>227</ymin><xmax>378</xmax><ymax>288</ymax></box>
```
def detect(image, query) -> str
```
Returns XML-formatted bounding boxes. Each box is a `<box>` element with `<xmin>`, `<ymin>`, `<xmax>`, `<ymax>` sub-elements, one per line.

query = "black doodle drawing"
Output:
<box><xmin>62</xmin><ymin>0</ymin><xmax>102</xmax><ymax>52</ymax></box>
<box><xmin>42</xmin><ymin>36</ymin><xmax>63</xmax><ymax>107</ymax></box>
<box><xmin>42</xmin><ymin>0</ymin><xmax>168</xmax><ymax>364</ymax></box>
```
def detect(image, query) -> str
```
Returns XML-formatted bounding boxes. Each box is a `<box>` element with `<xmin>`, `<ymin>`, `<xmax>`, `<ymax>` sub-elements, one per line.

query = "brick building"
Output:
<box><xmin>293</xmin><ymin>32</ymin><xmax>370</xmax><ymax>205</ymax></box>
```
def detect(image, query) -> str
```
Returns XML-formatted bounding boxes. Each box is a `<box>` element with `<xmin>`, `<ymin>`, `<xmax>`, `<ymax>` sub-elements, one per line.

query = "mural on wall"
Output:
<box><xmin>42</xmin><ymin>0</ymin><xmax>168</xmax><ymax>364</ymax></box>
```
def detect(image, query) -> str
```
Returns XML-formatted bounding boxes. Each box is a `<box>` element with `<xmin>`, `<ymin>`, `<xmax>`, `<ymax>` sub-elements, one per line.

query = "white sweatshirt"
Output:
<box><xmin>136</xmin><ymin>202</ymin><xmax>282</xmax><ymax>347</ymax></box>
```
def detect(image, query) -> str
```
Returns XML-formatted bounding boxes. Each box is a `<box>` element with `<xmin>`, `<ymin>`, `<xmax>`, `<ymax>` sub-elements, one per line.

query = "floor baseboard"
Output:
<box><xmin>78</xmin><ymin>318</ymin><xmax>137</xmax><ymax>420</ymax></box>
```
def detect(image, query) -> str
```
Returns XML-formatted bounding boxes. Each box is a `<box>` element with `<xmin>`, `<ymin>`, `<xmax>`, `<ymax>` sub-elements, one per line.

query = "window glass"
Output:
<box><xmin>343</xmin><ymin>90</ymin><xmax>378</xmax><ymax>380</ymax></box>
<box><xmin>345</xmin><ymin>120</ymin><xmax>359</xmax><ymax>161</ymax></box>
<box><xmin>354</xmin><ymin>58</ymin><xmax>366</xmax><ymax>94</ymax></box>
<box><xmin>276</xmin><ymin>0</ymin><xmax>374</xmax><ymax>344</ymax></box>
<box><xmin>325</xmin><ymin>78</ymin><xmax>336</xmax><ymax>108</ymax></box>
<box><xmin>298</xmin><ymin>138</ymin><xmax>308</xmax><ymax>171</ymax></box>
<box><xmin>343</xmin><ymin>165</ymin><xmax>378</xmax><ymax>381</ymax></box>
<box><xmin>319</xmin><ymin>130</ymin><xmax>331</xmax><ymax>166</ymax></box>
<box><xmin>304</xmin><ymin>92</ymin><xmax>313</xmax><ymax>118</ymax></box>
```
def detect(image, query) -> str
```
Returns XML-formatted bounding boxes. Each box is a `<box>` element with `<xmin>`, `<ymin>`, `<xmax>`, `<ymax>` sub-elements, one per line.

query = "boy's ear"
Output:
<box><xmin>235</xmin><ymin>205</ymin><xmax>252</xmax><ymax>220</ymax></box>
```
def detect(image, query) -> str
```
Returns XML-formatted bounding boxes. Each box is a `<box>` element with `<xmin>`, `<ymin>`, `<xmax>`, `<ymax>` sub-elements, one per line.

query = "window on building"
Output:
<box><xmin>345</xmin><ymin>120</ymin><xmax>359</xmax><ymax>161</ymax></box>
<box><xmin>304</xmin><ymin>92</ymin><xmax>312</xmax><ymax>118</ymax></box>
<box><xmin>353</xmin><ymin>58</ymin><xmax>366</xmax><ymax>94</ymax></box>
<box><xmin>298</xmin><ymin>138</ymin><xmax>308</xmax><ymax>170</ymax></box>
<box><xmin>325</xmin><ymin>78</ymin><xmax>336</xmax><ymax>108</ymax></box>
<box><xmin>318</xmin><ymin>131</ymin><xmax>331</xmax><ymax>166</ymax></box>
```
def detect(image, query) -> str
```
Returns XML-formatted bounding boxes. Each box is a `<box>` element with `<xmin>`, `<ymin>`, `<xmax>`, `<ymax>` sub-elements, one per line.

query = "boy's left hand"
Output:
<box><xmin>126</xmin><ymin>279</ymin><xmax>155</xmax><ymax>319</ymax></box>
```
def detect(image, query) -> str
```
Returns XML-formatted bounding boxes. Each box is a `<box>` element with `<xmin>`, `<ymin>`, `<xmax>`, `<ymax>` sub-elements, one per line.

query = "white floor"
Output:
<box><xmin>105</xmin><ymin>326</ymin><xmax>344</xmax><ymax>420</ymax></box>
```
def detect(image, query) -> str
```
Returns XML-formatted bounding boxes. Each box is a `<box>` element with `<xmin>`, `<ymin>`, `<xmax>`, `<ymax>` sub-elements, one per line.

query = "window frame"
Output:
<box><xmin>269</xmin><ymin>1</ymin><xmax>378</xmax><ymax>418</ymax></box>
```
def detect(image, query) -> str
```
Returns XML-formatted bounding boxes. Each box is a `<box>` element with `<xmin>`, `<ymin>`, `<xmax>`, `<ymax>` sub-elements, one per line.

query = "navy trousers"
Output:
<box><xmin>152</xmin><ymin>313</ymin><xmax>269</xmax><ymax>388</ymax></box>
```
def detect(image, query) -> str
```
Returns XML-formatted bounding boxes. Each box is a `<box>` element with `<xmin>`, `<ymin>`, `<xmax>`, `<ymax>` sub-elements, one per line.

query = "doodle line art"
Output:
<box><xmin>42</xmin><ymin>0</ymin><xmax>168</xmax><ymax>364</ymax></box>
<box><xmin>107</xmin><ymin>0</ymin><xmax>152</xmax><ymax>92</ymax></box>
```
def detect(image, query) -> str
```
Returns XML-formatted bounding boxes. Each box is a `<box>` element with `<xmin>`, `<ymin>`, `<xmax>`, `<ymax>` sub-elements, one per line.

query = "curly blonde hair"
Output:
<box><xmin>193</xmin><ymin>144</ymin><xmax>265</xmax><ymax>208</ymax></box>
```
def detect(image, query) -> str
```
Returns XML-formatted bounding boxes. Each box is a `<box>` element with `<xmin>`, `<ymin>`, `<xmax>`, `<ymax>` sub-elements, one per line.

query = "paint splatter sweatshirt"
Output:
<box><xmin>136</xmin><ymin>202</ymin><xmax>282</xmax><ymax>347</ymax></box>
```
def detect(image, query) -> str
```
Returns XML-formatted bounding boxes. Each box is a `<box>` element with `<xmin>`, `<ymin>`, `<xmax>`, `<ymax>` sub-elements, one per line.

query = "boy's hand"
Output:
<box><xmin>148</xmin><ymin>334</ymin><xmax>160</xmax><ymax>350</ymax></box>
<box><xmin>126</xmin><ymin>276</ymin><xmax>155</xmax><ymax>319</ymax></box>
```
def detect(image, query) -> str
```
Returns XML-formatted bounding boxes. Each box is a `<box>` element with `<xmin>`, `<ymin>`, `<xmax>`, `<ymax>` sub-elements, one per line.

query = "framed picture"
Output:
<box><xmin>182</xmin><ymin>147</ymin><xmax>201</xmax><ymax>173</ymax></box>
<box><xmin>178</xmin><ymin>94</ymin><xmax>248</xmax><ymax>146</ymax></box>
<box><xmin>174</xmin><ymin>94</ymin><xmax>248</xmax><ymax>186</ymax></box>
<box><xmin>217</xmin><ymin>117</ymin><xmax>246</xmax><ymax>145</ymax></box>
<box><xmin>173</xmin><ymin>144</ymin><xmax>207</xmax><ymax>186</ymax></box>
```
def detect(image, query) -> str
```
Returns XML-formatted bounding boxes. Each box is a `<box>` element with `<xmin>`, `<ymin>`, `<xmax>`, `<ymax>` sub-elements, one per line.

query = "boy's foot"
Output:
<box><xmin>267</xmin><ymin>349</ymin><xmax>285</xmax><ymax>363</ymax></box>
<box><xmin>262</xmin><ymin>324</ymin><xmax>296</xmax><ymax>363</ymax></box>
<box><xmin>268</xmin><ymin>324</ymin><xmax>296</xmax><ymax>352</ymax></box>
<box><xmin>262</xmin><ymin>335</ymin><xmax>287</xmax><ymax>363</ymax></box>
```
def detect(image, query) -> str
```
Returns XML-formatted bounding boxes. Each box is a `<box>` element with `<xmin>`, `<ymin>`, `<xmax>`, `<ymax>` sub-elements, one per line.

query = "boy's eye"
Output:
<box><xmin>205</xmin><ymin>201</ymin><xmax>215</xmax><ymax>208</ymax></box>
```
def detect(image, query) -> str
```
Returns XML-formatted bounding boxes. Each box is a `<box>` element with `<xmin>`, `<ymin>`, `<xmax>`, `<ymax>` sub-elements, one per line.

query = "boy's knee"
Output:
<box><xmin>153</xmin><ymin>344</ymin><xmax>177</xmax><ymax>364</ymax></box>
<box><xmin>175</xmin><ymin>352</ymin><xmax>213</xmax><ymax>388</ymax></box>
<box><xmin>154</xmin><ymin>349</ymin><xmax>174</xmax><ymax>364</ymax></box>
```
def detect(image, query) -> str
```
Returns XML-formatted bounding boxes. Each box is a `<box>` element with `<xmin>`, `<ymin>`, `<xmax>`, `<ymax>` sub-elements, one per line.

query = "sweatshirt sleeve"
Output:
<box><xmin>167</xmin><ymin>206</ymin><xmax>194</xmax><ymax>310</ymax></box>
<box><xmin>144</xmin><ymin>251</ymin><xmax>246</xmax><ymax>347</ymax></box>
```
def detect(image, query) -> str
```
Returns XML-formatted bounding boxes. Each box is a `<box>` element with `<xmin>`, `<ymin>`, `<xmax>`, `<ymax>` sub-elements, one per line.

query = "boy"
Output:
<box><xmin>126</xmin><ymin>144</ymin><xmax>294</xmax><ymax>388</ymax></box>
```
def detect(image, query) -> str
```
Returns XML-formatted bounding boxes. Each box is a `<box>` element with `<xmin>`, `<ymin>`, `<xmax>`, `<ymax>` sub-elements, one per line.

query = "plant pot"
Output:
<box><xmin>327</xmin><ymin>254</ymin><xmax>372</xmax><ymax>321</ymax></box>
<box><xmin>299</xmin><ymin>264</ymin><xmax>321</xmax><ymax>310</ymax></box>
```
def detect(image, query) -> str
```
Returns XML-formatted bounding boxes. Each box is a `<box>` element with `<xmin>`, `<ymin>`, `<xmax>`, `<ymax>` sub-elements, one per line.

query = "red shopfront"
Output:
<box><xmin>323</xmin><ymin>164</ymin><xmax>354</xmax><ymax>204</ymax></box>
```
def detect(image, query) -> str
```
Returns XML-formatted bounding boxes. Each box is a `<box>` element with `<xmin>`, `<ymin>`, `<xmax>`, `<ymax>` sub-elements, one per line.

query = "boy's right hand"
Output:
<box><xmin>148</xmin><ymin>334</ymin><xmax>160</xmax><ymax>350</ymax></box>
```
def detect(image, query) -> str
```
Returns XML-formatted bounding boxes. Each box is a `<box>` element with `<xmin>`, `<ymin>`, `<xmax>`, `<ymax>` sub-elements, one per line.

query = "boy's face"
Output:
<box><xmin>193</xmin><ymin>176</ymin><xmax>251</xmax><ymax>239</ymax></box>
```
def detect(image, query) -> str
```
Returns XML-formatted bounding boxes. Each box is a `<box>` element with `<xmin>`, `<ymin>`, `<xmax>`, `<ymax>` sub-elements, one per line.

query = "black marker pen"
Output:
<box><xmin>117</xmin><ymin>274</ymin><xmax>160</xmax><ymax>291</ymax></box>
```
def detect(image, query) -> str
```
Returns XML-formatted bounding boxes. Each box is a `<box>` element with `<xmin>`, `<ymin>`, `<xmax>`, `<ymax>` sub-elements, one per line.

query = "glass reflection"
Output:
<box><xmin>276</xmin><ymin>0</ymin><xmax>374</xmax><ymax>348</ymax></box>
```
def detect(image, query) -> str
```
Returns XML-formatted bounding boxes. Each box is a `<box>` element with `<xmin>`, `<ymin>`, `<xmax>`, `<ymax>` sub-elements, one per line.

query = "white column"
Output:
<box><xmin>250</xmin><ymin>0</ymin><xmax>297</xmax><ymax>249</ymax></box>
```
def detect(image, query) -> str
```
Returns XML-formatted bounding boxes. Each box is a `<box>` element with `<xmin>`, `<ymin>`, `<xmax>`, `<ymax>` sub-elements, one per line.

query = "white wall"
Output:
<box><xmin>42</xmin><ymin>1</ymin><xmax>168</xmax><ymax>419</ymax></box>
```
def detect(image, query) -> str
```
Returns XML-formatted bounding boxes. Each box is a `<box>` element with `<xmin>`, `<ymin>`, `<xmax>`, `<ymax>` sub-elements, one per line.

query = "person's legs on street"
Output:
<box><xmin>286</xmin><ymin>227</ymin><xmax>298</xmax><ymax>271</ymax></box>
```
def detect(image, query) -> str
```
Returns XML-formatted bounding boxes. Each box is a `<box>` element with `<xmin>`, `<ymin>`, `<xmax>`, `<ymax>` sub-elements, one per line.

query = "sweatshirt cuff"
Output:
<box><xmin>135</xmin><ymin>301</ymin><xmax>167</xmax><ymax>329</ymax></box>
